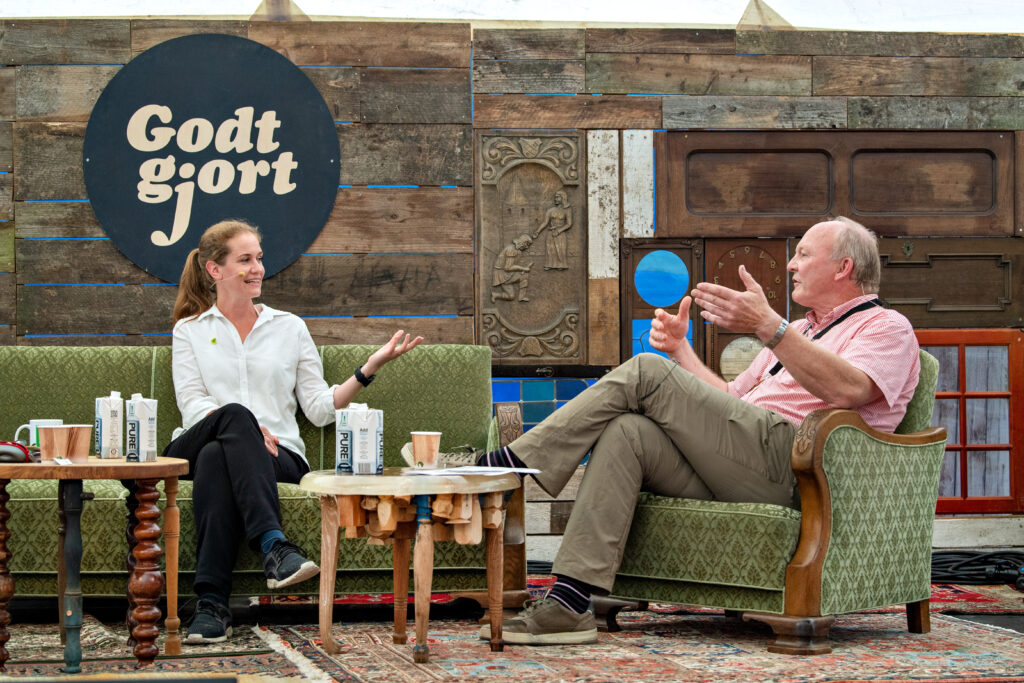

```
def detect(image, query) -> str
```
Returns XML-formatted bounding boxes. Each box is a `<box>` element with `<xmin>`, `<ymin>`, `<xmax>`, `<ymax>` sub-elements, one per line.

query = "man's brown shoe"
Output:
<box><xmin>479</xmin><ymin>598</ymin><xmax>598</xmax><ymax>645</ymax></box>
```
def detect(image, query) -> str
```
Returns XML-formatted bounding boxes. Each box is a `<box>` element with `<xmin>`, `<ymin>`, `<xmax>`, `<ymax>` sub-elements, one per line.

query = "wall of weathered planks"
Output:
<box><xmin>2</xmin><ymin>19</ymin><xmax>1023</xmax><ymax>556</ymax></box>
<box><xmin>0</xmin><ymin>19</ymin><xmax>476</xmax><ymax>347</ymax></box>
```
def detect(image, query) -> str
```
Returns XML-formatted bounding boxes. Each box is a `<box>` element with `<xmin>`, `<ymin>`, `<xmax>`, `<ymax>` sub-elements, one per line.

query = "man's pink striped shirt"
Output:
<box><xmin>727</xmin><ymin>295</ymin><xmax>920</xmax><ymax>433</ymax></box>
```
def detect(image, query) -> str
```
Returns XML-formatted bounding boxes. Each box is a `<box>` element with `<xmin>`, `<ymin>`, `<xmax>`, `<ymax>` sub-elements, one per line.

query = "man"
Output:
<box><xmin>475</xmin><ymin>217</ymin><xmax>921</xmax><ymax>645</ymax></box>
<box><xmin>492</xmin><ymin>233</ymin><xmax>534</xmax><ymax>303</ymax></box>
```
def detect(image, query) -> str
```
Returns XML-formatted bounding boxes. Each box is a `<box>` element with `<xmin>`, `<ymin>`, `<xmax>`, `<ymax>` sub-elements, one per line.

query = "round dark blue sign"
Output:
<box><xmin>83</xmin><ymin>34</ymin><xmax>339</xmax><ymax>283</ymax></box>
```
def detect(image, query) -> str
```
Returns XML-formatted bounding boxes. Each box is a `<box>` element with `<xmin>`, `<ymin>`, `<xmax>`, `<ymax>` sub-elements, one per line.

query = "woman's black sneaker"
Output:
<box><xmin>185</xmin><ymin>598</ymin><xmax>232</xmax><ymax>644</ymax></box>
<box><xmin>263</xmin><ymin>538</ymin><xmax>320</xmax><ymax>589</ymax></box>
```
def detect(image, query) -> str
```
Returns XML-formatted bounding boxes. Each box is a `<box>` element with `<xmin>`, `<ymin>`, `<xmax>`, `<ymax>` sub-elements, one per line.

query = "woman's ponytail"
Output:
<box><xmin>172</xmin><ymin>248</ymin><xmax>214</xmax><ymax>323</ymax></box>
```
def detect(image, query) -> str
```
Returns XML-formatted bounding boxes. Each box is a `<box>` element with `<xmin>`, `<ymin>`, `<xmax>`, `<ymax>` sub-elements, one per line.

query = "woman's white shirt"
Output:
<box><xmin>171</xmin><ymin>303</ymin><xmax>337</xmax><ymax>463</ymax></box>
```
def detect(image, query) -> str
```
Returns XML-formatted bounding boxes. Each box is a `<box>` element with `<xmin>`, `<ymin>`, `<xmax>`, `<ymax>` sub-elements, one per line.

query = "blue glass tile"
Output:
<box><xmin>556</xmin><ymin>379</ymin><xmax>587</xmax><ymax>400</ymax></box>
<box><xmin>633</xmin><ymin>250</ymin><xmax>689</xmax><ymax>307</ymax></box>
<box><xmin>522</xmin><ymin>401</ymin><xmax>555</xmax><ymax>423</ymax></box>
<box><xmin>491</xmin><ymin>381</ymin><xmax>521</xmax><ymax>403</ymax></box>
<box><xmin>523</xmin><ymin>381</ymin><xmax>554</xmax><ymax>401</ymax></box>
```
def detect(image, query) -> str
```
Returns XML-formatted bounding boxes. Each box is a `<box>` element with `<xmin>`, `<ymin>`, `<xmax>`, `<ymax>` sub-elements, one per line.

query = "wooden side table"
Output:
<box><xmin>0</xmin><ymin>456</ymin><xmax>189</xmax><ymax>673</ymax></box>
<box><xmin>300</xmin><ymin>467</ymin><xmax>521</xmax><ymax>663</ymax></box>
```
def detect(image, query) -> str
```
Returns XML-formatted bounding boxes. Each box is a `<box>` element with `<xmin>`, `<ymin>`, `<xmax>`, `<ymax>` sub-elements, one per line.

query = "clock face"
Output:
<box><xmin>708</xmin><ymin>242</ymin><xmax>787</xmax><ymax>332</ymax></box>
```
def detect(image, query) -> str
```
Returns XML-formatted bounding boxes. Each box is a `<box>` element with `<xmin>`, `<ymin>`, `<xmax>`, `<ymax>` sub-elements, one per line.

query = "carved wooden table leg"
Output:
<box><xmin>318</xmin><ymin>495</ymin><xmax>342</xmax><ymax>654</ymax></box>
<box><xmin>60</xmin><ymin>480</ymin><xmax>84</xmax><ymax>674</ymax></box>
<box><xmin>412</xmin><ymin>495</ymin><xmax>434</xmax><ymax>664</ymax></box>
<box><xmin>392</xmin><ymin>536</ymin><xmax>410</xmax><ymax>644</ymax></box>
<box><xmin>128</xmin><ymin>478</ymin><xmax>163</xmax><ymax>667</ymax></box>
<box><xmin>486</xmin><ymin>518</ymin><xmax>505</xmax><ymax>652</ymax></box>
<box><xmin>123</xmin><ymin>480</ymin><xmax>140</xmax><ymax>648</ymax></box>
<box><xmin>163</xmin><ymin>477</ymin><xmax>182</xmax><ymax>655</ymax></box>
<box><xmin>0</xmin><ymin>480</ymin><xmax>12</xmax><ymax>673</ymax></box>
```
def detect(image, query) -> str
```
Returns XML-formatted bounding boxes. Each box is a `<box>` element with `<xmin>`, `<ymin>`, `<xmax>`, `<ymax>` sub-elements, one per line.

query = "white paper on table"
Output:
<box><xmin>405</xmin><ymin>465</ymin><xmax>540</xmax><ymax>476</ymax></box>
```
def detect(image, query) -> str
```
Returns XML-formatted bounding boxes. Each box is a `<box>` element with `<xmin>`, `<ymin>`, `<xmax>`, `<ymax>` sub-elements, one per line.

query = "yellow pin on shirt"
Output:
<box><xmin>211</xmin><ymin>338</ymin><xmax>217</xmax><ymax>344</ymax></box>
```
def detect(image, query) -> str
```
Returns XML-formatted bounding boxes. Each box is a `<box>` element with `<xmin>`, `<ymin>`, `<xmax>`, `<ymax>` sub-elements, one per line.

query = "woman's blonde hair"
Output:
<box><xmin>172</xmin><ymin>219</ymin><xmax>261</xmax><ymax>323</ymax></box>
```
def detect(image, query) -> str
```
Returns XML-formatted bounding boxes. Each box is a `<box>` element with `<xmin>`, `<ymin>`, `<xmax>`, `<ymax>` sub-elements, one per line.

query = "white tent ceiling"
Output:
<box><xmin>2</xmin><ymin>0</ymin><xmax>1023</xmax><ymax>33</ymax></box>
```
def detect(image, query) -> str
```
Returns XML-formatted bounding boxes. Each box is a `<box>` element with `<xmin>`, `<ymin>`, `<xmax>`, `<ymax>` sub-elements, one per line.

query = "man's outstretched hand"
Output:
<box><xmin>692</xmin><ymin>265</ymin><xmax>778</xmax><ymax>337</ymax></box>
<box><xmin>650</xmin><ymin>295</ymin><xmax>691</xmax><ymax>357</ymax></box>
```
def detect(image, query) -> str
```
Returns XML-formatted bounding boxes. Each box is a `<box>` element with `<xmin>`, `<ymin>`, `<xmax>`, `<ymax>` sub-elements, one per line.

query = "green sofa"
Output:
<box><xmin>0</xmin><ymin>344</ymin><xmax>501</xmax><ymax>599</ymax></box>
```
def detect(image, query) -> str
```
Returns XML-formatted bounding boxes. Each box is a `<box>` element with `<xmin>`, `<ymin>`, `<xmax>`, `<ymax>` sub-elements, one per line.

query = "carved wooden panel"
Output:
<box><xmin>656</xmin><ymin>131</ymin><xmax>1014</xmax><ymax>238</ymax></box>
<box><xmin>878</xmin><ymin>238</ymin><xmax>1024</xmax><ymax>329</ymax></box>
<box><xmin>619</xmin><ymin>239</ymin><xmax>704</xmax><ymax>364</ymax></box>
<box><xmin>477</xmin><ymin>131</ymin><xmax>587</xmax><ymax>365</ymax></box>
<box><xmin>704</xmin><ymin>239</ymin><xmax>789</xmax><ymax>379</ymax></box>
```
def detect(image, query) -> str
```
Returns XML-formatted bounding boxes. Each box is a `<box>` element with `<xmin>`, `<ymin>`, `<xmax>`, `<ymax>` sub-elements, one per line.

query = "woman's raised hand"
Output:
<box><xmin>365</xmin><ymin>330</ymin><xmax>425</xmax><ymax>373</ymax></box>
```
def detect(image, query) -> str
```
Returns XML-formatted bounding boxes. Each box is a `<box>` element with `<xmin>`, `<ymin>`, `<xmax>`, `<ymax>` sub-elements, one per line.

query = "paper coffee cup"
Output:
<box><xmin>410</xmin><ymin>431</ymin><xmax>442</xmax><ymax>468</ymax></box>
<box><xmin>39</xmin><ymin>424</ymin><xmax>93</xmax><ymax>463</ymax></box>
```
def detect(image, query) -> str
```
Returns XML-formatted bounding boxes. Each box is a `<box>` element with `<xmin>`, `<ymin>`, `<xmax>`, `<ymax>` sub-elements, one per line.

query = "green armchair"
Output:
<box><xmin>606</xmin><ymin>350</ymin><xmax>947</xmax><ymax>655</ymax></box>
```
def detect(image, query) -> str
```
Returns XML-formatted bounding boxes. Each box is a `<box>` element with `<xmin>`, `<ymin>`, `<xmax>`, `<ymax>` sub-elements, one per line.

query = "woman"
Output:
<box><xmin>163</xmin><ymin>219</ymin><xmax>422</xmax><ymax>644</ymax></box>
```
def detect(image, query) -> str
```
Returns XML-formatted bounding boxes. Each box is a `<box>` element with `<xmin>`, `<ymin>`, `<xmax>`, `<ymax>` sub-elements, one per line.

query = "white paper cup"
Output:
<box><xmin>410</xmin><ymin>431</ymin><xmax>442</xmax><ymax>468</ymax></box>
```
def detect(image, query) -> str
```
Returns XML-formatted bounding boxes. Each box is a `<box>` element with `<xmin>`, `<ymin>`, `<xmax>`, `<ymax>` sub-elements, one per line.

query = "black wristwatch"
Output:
<box><xmin>354</xmin><ymin>365</ymin><xmax>376</xmax><ymax>387</ymax></box>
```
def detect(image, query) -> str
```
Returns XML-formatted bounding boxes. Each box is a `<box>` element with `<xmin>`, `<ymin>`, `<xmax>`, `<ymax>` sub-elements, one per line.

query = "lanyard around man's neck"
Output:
<box><xmin>766</xmin><ymin>299</ymin><xmax>882</xmax><ymax>377</ymax></box>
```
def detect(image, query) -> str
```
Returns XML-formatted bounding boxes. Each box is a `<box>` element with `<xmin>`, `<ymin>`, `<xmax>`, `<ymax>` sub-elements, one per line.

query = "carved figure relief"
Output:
<box><xmin>476</xmin><ymin>132</ymin><xmax>586</xmax><ymax>364</ymax></box>
<box><xmin>534</xmin><ymin>191</ymin><xmax>573</xmax><ymax>270</ymax></box>
<box><xmin>491</xmin><ymin>234</ymin><xmax>534</xmax><ymax>303</ymax></box>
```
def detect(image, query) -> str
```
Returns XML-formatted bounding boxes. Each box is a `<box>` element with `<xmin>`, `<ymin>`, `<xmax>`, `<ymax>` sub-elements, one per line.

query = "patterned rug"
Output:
<box><xmin>0</xmin><ymin>615</ymin><xmax>309</xmax><ymax>679</ymax></box>
<box><xmin>1</xmin><ymin>583</ymin><xmax>1020</xmax><ymax>681</ymax></box>
<box><xmin>268</xmin><ymin>611</ymin><xmax>1024</xmax><ymax>682</ymax></box>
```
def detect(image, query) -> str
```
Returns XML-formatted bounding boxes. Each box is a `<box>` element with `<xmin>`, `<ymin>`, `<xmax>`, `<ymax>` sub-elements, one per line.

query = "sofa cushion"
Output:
<box><xmin>616</xmin><ymin>494</ymin><xmax>802</xmax><ymax>592</ymax></box>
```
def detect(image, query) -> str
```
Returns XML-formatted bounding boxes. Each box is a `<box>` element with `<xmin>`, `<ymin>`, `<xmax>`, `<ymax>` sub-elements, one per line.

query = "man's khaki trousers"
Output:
<box><xmin>511</xmin><ymin>353</ymin><xmax>798</xmax><ymax>592</ymax></box>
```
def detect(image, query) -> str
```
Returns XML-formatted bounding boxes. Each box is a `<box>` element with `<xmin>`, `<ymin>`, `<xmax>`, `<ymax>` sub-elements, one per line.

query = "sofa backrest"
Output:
<box><xmin>894</xmin><ymin>350</ymin><xmax>939</xmax><ymax>435</ymax></box>
<box><xmin>1</xmin><ymin>344</ymin><xmax>494</xmax><ymax>471</ymax></box>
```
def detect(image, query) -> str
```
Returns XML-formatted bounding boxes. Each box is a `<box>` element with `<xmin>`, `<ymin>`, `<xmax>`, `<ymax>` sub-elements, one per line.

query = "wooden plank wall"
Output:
<box><xmin>1</xmin><ymin>20</ymin><xmax>475</xmax><ymax>346</ymax></box>
<box><xmin>3</xmin><ymin>19</ymin><xmax>1024</xmax><ymax>558</ymax></box>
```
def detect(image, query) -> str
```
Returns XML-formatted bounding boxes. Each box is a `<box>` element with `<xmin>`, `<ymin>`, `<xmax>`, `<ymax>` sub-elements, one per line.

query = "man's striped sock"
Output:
<box><xmin>546</xmin><ymin>574</ymin><xmax>593</xmax><ymax>614</ymax></box>
<box><xmin>476</xmin><ymin>445</ymin><xmax>526</xmax><ymax>470</ymax></box>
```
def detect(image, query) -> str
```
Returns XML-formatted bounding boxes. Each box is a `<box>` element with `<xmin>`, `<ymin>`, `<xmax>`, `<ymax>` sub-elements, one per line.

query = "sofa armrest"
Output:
<box><xmin>783</xmin><ymin>409</ymin><xmax>947</xmax><ymax>617</ymax></box>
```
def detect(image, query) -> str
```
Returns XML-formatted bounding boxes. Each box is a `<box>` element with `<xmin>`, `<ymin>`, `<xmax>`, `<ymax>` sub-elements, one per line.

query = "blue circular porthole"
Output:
<box><xmin>634</xmin><ymin>250</ymin><xmax>689</xmax><ymax>307</ymax></box>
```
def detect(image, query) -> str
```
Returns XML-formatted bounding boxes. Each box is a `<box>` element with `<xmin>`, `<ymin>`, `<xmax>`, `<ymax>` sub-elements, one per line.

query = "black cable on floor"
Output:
<box><xmin>932</xmin><ymin>550</ymin><xmax>1024</xmax><ymax>588</ymax></box>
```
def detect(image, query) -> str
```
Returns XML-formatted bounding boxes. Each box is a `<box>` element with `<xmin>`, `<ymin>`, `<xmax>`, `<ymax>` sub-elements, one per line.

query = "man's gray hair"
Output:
<box><xmin>830</xmin><ymin>216</ymin><xmax>881</xmax><ymax>294</ymax></box>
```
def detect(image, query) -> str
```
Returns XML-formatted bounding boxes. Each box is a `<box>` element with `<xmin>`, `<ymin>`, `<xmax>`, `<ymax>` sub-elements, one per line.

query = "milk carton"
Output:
<box><xmin>126</xmin><ymin>393</ymin><xmax>158</xmax><ymax>462</ymax></box>
<box><xmin>336</xmin><ymin>403</ymin><xmax>383</xmax><ymax>475</ymax></box>
<box><xmin>94</xmin><ymin>391</ymin><xmax>123</xmax><ymax>459</ymax></box>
